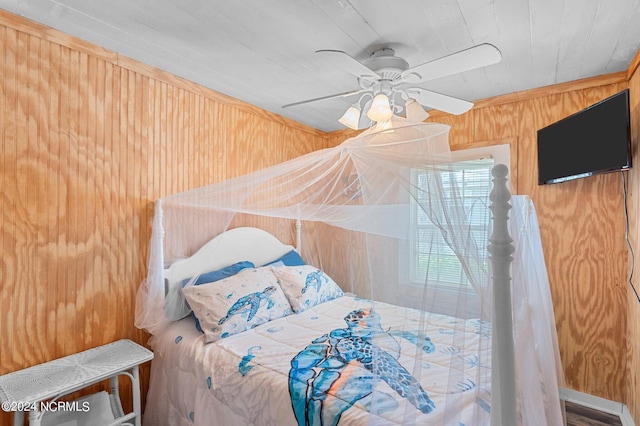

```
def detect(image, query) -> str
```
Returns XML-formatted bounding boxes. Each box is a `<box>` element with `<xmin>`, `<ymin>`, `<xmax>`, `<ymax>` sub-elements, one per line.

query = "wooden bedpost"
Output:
<box><xmin>488</xmin><ymin>164</ymin><xmax>516</xmax><ymax>426</ymax></box>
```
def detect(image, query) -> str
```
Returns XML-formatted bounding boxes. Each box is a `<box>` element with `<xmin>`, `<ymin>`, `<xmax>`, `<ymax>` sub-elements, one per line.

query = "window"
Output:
<box><xmin>409</xmin><ymin>158</ymin><xmax>495</xmax><ymax>288</ymax></box>
<box><xmin>409</xmin><ymin>158</ymin><xmax>494</xmax><ymax>289</ymax></box>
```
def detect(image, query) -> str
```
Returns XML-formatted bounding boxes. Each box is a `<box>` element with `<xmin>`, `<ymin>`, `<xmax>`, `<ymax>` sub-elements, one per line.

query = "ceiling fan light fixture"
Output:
<box><xmin>288</xmin><ymin>44</ymin><xmax>502</xmax><ymax>128</ymax></box>
<box><xmin>367</xmin><ymin>93</ymin><xmax>393</xmax><ymax>122</ymax></box>
<box><xmin>338</xmin><ymin>104</ymin><xmax>362</xmax><ymax>130</ymax></box>
<box><xmin>405</xmin><ymin>98</ymin><xmax>429</xmax><ymax>122</ymax></box>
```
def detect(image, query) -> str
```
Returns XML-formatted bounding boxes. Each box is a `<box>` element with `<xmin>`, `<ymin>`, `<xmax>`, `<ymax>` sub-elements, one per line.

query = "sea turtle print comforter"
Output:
<box><xmin>144</xmin><ymin>296</ymin><xmax>492</xmax><ymax>426</ymax></box>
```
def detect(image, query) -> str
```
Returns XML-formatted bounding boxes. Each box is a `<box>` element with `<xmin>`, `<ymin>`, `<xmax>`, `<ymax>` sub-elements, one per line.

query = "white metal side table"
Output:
<box><xmin>0</xmin><ymin>339</ymin><xmax>153</xmax><ymax>426</ymax></box>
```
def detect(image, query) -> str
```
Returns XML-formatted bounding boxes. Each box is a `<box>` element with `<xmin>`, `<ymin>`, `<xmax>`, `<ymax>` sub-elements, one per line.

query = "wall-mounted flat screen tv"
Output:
<box><xmin>537</xmin><ymin>89</ymin><xmax>631</xmax><ymax>185</ymax></box>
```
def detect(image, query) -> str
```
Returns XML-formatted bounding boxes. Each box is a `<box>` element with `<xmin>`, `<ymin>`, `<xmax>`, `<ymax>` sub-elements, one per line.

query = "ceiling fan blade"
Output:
<box><xmin>282</xmin><ymin>88</ymin><xmax>368</xmax><ymax>108</ymax></box>
<box><xmin>316</xmin><ymin>49</ymin><xmax>381</xmax><ymax>81</ymax></box>
<box><xmin>409</xmin><ymin>88</ymin><xmax>473</xmax><ymax>115</ymax></box>
<box><xmin>401</xmin><ymin>43</ymin><xmax>501</xmax><ymax>84</ymax></box>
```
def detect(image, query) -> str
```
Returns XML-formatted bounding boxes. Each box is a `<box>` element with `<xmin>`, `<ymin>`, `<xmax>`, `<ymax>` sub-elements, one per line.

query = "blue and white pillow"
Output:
<box><xmin>184</xmin><ymin>261</ymin><xmax>255</xmax><ymax>287</ymax></box>
<box><xmin>271</xmin><ymin>265</ymin><xmax>344</xmax><ymax>313</ymax></box>
<box><xmin>182</xmin><ymin>261</ymin><xmax>255</xmax><ymax>333</ymax></box>
<box><xmin>182</xmin><ymin>267</ymin><xmax>292</xmax><ymax>343</ymax></box>
<box><xmin>263</xmin><ymin>250</ymin><xmax>306</xmax><ymax>267</ymax></box>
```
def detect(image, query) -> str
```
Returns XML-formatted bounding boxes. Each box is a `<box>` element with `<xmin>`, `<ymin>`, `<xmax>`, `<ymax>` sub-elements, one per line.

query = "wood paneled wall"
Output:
<box><xmin>461</xmin><ymin>77</ymin><xmax>638</xmax><ymax>419</ymax></box>
<box><xmin>329</xmin><ymin>74</ymin><xmax>636</xmax><ymax>414</ymax></box>
<box><xmin>624</xmin><ymin>50</ymin><xmax>640</xmax><ymax>424</ymax></box>
<box><xmin>442</xmin><ymin>79</ymin><xmax>635</xmax><ymax>411</ymax></box>
<box><xmin>1</xmin><ymin>8</ymin><xmax>639</xmax><ymax>425</ymax></box>
<box><xmin>0</xmin><ymin>10</ymin><xmax>326</xmax><ymax>425</ymax></box>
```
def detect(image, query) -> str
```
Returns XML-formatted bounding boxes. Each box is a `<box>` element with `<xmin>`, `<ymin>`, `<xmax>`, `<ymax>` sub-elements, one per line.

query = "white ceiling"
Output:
<box><xmin>2</xmin><ymin>0</ymin><xmax>640</xmax><ymax>131</ymax></box>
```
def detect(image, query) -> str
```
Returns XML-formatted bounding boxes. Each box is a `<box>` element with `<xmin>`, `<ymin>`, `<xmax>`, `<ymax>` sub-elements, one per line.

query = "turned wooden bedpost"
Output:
<box><xmin>488</xmin><ymin>164</ymin><xmax>516</xmax><ymax>426</ymax></box>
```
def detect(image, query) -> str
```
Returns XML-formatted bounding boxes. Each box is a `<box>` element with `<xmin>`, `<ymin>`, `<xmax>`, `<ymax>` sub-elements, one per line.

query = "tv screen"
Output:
<box><xmin>537</xmin><ymin>89</ymin><xmax>631</xmax><ymax>185</ymax></box>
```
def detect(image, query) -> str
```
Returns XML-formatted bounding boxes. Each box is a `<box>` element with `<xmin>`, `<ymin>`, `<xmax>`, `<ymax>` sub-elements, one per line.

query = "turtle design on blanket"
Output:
<box><xmin>218</xmin><ymin>285</ymin><xmax>277</xmax><ymax>325</ymax></box>
<box><xmin>288</xmin><ymin>308</ymin><xmax>436</xmax><ymax>425</ymax></box>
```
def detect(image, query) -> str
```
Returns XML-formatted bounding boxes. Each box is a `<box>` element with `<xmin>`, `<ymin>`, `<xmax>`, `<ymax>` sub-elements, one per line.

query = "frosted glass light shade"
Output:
<box><xmin>338</xmin><ymin>104</ymin><xmax>362</xmax><ymax>130</ymax></box>
<box><xmin>367</xmin><ymin>94</ymin><xmax>393</xmax><ymax>122</ymax></box>
<box><xmin>405</xmin><ymin>98</ymin><xmax>429</xmax><ymax>122</ymax></box>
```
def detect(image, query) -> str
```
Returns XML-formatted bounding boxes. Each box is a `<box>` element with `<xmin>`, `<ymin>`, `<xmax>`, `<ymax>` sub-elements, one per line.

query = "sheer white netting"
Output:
<box><xmin>135</xmin><ymin>116</ymin><xmax>564</xmax><ymax>425</ymax></box>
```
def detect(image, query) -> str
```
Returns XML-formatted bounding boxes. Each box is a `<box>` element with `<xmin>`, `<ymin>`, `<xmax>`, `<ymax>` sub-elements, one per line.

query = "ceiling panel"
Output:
<box><xmin>0</xmin><ymin>0</ymin><xmax>638</xmax><ymax>132</ymax></box>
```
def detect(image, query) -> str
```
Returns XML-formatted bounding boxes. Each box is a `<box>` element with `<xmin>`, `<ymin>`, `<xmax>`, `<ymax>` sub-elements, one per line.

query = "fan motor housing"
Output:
<box><xmin>365</xmin><ymin>48</ymin><xmax>409</xmax><ymax>80</ymax></box>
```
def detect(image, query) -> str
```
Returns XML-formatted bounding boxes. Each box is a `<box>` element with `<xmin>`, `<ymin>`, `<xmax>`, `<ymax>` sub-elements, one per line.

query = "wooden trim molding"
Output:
<box><xmin>0</xmin><ymin>9</ymin><xmax>117</xmax><ymax>63</ymax></box>
<box><xmin>627</xmin><ymin>48</ymin><xmax>640</xmax><ymax>81</ymax></box>
<box><xmin>428</xmin><ymin>72</ymin><xmax>628</xmax><ymax>119</ymax></box>
<box><xmin>453</xmin><ymin>138</ymin><xmax>518</xmax><ymax>194</ymax></box>
<box><xmin>325</xmin><ymin>71</ymin><xmax>630</xmax><ymax>140</ymax></box>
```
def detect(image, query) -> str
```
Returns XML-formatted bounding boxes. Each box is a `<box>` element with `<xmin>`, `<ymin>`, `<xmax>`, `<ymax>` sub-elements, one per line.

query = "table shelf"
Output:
<box><xmin>0</xmin><ymin>339</ymin><xmax>153</xmax><ymax>426</ymax></box>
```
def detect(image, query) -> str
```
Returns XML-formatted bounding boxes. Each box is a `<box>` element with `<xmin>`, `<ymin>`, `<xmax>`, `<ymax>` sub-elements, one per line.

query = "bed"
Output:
<box><xmin>135</xmin><ymin>119</ymin><xmax>565</xmax><ymax>425</ymax></box>
<box><xmin>144</xmin><ymin>227</ymin><xmax>497</xmax><ymax>426</ymax></box>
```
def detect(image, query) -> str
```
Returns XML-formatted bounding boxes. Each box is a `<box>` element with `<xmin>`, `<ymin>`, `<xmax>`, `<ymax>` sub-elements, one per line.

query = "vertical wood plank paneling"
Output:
<box><xmin>6</xmin><ymin>26</ymin><xmax>17</xmax><ymax>365</ymax></box>
<box><xmin>14</xmin><ymin>29</ymin><xmax>29</xmax><ymax>368</ymax></box>
<box><xmin>46</xmin><ymin>39</ymin><xmax>60</xmax><ymax>359</ymax></box>
<box><xmin>126</xmin><ymin>69</ymin><xmax>138</xmax><ymax>341</ymax></box>
<box><xmin>78</xmin><ymin>49</ymin><xmax>90</xmax><ymax>348</ymax></box>
<box><xmin>60</xmin><ymin>44</ymin><xmax>73</xmax><ymax>358</ymax></box>
<box><xmin>35</xmin><ymin>33</ymin><xmax>49</xmax><ymax>360</ymax></box>
<box><xmin>26</xmin><ymin>32</ymin><xmax>40</xmax><ymax>363</ymax></box>
<box><xmin>88</xmin><ymin>53</ymin><xmax>99</xmax><ymax>348</ymax></box>
<box><xmin>114</xmin><ymin>65</ymin><xmax>125</xmax><ymax>343</ymax></box>
<box><xmin>101</xmin><ymin>58</ymin><xmax>113</xmax><ymax>342</ymax></box>
<box><xmin>0</xmin><ymin>13</ymin><xmax>328</xmax><ymax>425</ymax></box>
<box><xmin>84</xmin><ymin>53</ymin><xmax>95</xmax><ymax>347</ymax></box>
<box><xmin>104</xmin><ymin>59</ymin><xmax>117</xmax><ymax>344</ymax></box>
<box><xmin>213</xmin><ymin>101</ymin><xmax>228</xmax><ymax>182</ymax></box>
<box><xmin>2</xmin><ymin>26</ymin><xmax>14</xmax><ymax>372</ymax></box>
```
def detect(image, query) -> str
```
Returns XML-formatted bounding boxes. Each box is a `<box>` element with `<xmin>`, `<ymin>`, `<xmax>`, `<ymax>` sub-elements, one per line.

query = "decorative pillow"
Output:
<box><xmin>182</xmin><ymin>267</ymin><xmax>293</xmax><ymax>343</ymax></box>
<box><xmin>186</xmin><ymin>261</ymin><xmax>255</xmax><ymax>287</ymax></box>
<box><xmin>264</xmin><ymin>250</ymin><xmax>306</xmax><ymax>267</ymax></box>
<box><xmin>271</xmin><ymin>265</ymin><xmax>344</xmax><ymax>313</ymax></box>
<box><xmin>182</xmin><ymin>261</ymin><xmax>255</xmax><ymax>333</ymax></box>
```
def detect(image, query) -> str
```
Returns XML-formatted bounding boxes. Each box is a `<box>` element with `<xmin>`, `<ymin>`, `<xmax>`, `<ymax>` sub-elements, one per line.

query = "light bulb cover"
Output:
<box><xmin>338</xmin><ymin>104</ymin><xmax>362</xmax><ymax>130</ymax></box>
<box><xmin>367</xmin><ymin>94</ymin><xmax>393</xmax><ymax>122</ymax></box>
<box><xmin>405</xmin><ymin>98</ymin><xmax>429</xmax><ymax>122</ymax></box>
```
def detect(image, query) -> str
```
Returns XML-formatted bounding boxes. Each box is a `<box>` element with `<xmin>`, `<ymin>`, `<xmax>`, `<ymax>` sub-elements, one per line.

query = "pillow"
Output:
<box><xmin>271</xmin><ymin>265</ymin><xmax>344</xmax><ymax>313</ymax></box>
<box><xmin>187</xmin><ymin>261</ymin><xmax>255</xmax><ymax>286</ymax></box>
<box><xmin>182</xmin><ymin>267</ymin><xmax>293</xmax><ymax>343</ymax></box>
<box><xmin>182</xmin><ymin>261</ymin><xmax>255</xmax><ymax>333</ymax></box>
<box><xmin>166</xmin><ymin>261</ymin><xmax>255</xmax><ymax>322</ymax></box>
<box><xmin>264</xmin><ymin>250</ymin><xmax>306</xmax><ymax>267</ymax></box>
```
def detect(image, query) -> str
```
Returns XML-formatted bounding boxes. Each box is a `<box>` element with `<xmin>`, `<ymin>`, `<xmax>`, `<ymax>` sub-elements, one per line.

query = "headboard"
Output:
<box><xmin>164</xmin><ymin>227</ymin><xmax>295</xmax><ymax>320</ymax></box>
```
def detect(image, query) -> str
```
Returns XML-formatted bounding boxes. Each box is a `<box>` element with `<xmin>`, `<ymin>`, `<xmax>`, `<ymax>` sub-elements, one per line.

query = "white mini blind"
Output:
<box><xmin>410</xmin><ymin>158</ymin><xmax>494</xmax><ymax>287</ymax></box>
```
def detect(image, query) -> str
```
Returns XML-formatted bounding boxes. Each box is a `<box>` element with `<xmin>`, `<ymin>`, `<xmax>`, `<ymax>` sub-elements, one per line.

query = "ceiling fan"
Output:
<box><xmin>283</xmin><ymin>43</ymin><xmax>502</xmax><ymax>129</ymax></box>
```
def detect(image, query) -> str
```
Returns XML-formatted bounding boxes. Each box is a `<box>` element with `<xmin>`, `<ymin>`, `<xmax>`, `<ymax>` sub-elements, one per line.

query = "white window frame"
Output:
<box><xmin>399</xmin><ymin>144</ymin><xmax>510</xmax><ymax>305</ymax></box>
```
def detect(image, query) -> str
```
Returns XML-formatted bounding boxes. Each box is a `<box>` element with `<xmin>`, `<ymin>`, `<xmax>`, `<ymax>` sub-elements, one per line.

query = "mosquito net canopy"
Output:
<box><xmin>135</xmin><ymin>116</ymin><xmax>564</xmax><ymax>425</ymax></box>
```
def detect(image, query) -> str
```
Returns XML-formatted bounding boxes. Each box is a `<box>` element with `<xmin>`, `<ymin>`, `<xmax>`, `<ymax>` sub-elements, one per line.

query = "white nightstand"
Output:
<box><xmin>0</xmin><ymin>339</ymin><xmax>153</xmax><ymax>426</ymax></box>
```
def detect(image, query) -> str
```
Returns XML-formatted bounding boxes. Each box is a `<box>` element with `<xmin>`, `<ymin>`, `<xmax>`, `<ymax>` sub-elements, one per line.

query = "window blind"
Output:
<box><xmin>409</xmin><ymin>158</ymin><xmax>494</xmax><ymax>287</ymax></box>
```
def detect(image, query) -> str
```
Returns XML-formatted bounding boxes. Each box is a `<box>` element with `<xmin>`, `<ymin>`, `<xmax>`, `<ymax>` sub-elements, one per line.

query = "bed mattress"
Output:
<box><xmin>143</xmin><ymin>295</ymin><xmax>492</xmax><ymax>426</ymax></box>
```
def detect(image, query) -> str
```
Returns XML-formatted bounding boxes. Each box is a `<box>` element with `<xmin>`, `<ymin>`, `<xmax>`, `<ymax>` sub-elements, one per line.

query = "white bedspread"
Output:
<box><xmin>143</xmin><ymin>296</ymin><xmax>492</xmax><ymax>426</ymax></box>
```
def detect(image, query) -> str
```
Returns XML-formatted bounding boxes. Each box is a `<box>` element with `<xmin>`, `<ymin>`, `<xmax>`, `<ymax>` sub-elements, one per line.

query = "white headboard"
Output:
<box><xmin>164</xmin><ymin>227</ymin><xmax>295</xmax><ymax>320</ymax></box>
